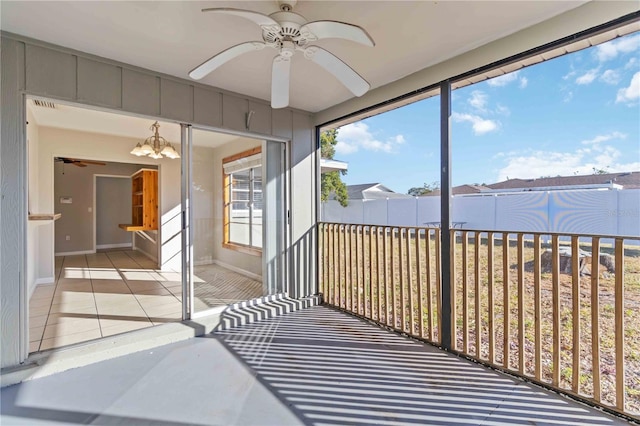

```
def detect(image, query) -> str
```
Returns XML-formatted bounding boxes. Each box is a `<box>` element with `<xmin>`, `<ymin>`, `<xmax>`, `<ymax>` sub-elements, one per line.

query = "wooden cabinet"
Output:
<box><xmin>119</xmin><ymin>169</ymin><xmax>158</xmax><ymax>231</ymax></box>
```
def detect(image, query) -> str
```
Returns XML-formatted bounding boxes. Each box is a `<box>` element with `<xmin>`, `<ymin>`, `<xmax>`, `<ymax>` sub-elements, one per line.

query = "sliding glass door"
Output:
<box><xmin>182</xmin><ymin>126</ymin><xmax>288</xmax><ymax>318</ymax></box>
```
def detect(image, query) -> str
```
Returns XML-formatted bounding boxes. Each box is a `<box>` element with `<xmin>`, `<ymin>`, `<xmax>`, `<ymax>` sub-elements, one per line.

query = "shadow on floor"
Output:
<box><xmin>211</xmin><ymin>305</ymin><xmax>625</xmax><ymax>426</ymax></box>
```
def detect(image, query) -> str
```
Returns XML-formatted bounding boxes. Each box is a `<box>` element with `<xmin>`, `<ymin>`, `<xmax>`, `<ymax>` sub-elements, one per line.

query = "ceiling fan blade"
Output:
<box><xmin>189</xmin><ymin>42</ymin><xmax>266</xmax><ymax>80</ymax></box>
<box><xmin>73</xmin><ymin>162</ymin><xmax>87</xmax><ymax>167</ymax></box>
<box><xmin>201</xmin><ymin>8</ymin><xmax>280</xmax><ymax>29</ymax></box>
<box><xmin>300</xmin><ymin>21</ymin><xmax>375</xmax><ymax>47</ymax></box>
<box><xmin>78</xmin><ymin>160</ymin><xmax>106</xmax><ymax>166</ymax></box>
<box><xmin>271</xmin><ymin>55</ymin><xmax>291</xmax><ymax>109</ymax></box>
<box><xmin>305</xmin><ymin>47</ymin><xmax>370</xmax><ymax>96</ymax></box>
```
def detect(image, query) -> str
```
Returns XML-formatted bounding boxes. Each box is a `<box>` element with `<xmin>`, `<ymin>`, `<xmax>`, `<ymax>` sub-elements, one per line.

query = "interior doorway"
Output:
<box><xmin>95</xmin><ymin>175</ymin><xmax>132</xmax><ymax>251</ymax></box>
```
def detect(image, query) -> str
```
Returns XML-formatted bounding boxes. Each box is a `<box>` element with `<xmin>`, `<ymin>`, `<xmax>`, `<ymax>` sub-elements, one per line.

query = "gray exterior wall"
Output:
<box><xmin>0</xmin><ymin>33</ymin><xmax>317</xmax><ymax>368</ymax></box>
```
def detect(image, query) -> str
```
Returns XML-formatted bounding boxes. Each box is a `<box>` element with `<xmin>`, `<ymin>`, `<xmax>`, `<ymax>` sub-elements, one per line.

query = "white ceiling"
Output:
<box><xmin>27</xmin><ymin>100</ymin><xmax>243</xmax><ymax>148</ymax></box>
<box><xmin>3</xmin><ymin>1</ymin><xmax>588</xmax><ymax>112</ymax></box>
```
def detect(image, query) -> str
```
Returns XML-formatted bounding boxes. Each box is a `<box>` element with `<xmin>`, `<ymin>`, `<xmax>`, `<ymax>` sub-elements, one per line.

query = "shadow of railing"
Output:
<box><xmin>212</xmin><ymin>294</ymin><xmax>321</xmax><ymax>332</ymax></box>
<box><xmin>212</xmin><ymin>305</ymin><xmax>621</xmax><ymax>426</ymax></box>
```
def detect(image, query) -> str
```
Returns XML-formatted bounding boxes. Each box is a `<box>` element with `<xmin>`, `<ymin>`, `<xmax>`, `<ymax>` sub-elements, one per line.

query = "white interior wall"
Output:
<box><xmin>192</xmin><ymin>145</ymin><xmax>216</xmax><ymax>266</ymax></box>
<box><xmin>36</xmin><ymin>126</ymin><xmax>182</xmax><ymax>272</ymax></box>
<box><xmin>26</xmin><ymin>108</ymin><xmax>43</xmax><ymax>298</ymax></box>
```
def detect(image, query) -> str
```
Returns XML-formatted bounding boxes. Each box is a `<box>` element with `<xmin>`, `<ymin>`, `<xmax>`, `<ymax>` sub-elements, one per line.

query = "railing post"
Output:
<box><xmin>440</xmin><ymin>79</ymin><xmax>452</xmax><ymax>350</ymax></box>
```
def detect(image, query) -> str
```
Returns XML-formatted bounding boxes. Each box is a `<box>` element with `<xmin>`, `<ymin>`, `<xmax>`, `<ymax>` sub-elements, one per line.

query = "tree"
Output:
<box><xmin>407</xmin><ymin>181</ymin><xmax>440</xmax><ymax>196</ymax></box>
<box><xmin>320</xmin><ymin>129</ymin><xmax>349</xmax><ymax>207</ymax></box>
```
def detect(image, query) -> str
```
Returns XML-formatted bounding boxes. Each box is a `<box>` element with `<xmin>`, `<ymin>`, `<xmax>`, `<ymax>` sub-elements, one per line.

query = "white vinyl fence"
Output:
<box><xmin>321</xmin><ymin>189</ymin><xmax>640</xmax><ymax>239</ymax></box>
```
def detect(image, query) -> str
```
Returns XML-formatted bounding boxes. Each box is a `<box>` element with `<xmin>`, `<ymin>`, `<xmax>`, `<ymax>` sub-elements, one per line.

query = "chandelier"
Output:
<box><xmin>130</xmin><ymin>121</ymin><xmax>180</xmax><ymax>159</ymax></box>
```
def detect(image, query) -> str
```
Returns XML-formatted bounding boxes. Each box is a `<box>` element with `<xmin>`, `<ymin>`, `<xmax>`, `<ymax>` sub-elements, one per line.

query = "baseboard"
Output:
<box><xmin>194</xmin><ymin>259</ymin><xmax>214</xmax><ymax>266</ymax></box>
<box><xmin>212</xmin><ymin>260</ymin><xmax>261</xmax><ymax>281</ymax></box>
<box><xmin>35</xmin><ymin>277</ymin><xmax>55</xmax><ymax>285</ymax></box>
<box><xmin>133</xmin><ymin>246</ymin><xmax>158</xmax><ymax>262</ymax></box>
<box><xmin>96</xmin><ymin>243</ymin><xmax>132</xmax><ymax>249</ymax></box>
<box><xmin>55</xmin><ymin>250</ymin><xmax>95</xmax><ymax>256</ymax></box>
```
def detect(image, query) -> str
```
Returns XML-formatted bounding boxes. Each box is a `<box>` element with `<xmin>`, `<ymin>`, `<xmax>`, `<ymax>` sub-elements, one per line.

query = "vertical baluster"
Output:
<box><xmin>337</xmin><ymin>225</ymin><xmax>343</xmax><ymax>308</ymax></box>
<box><xmin>391</xmin><ymin>228</ymin><xmax>396</xmax><ymax>328</ymax></box>
<box><xmin>551</xmin><ymin>235</ymin><xmax>560</xmax><ymax>387</ymax></box>
<box><xmin>503</xmin><ymin>232</ymin><xmax>510</xmax><ymax>369</ymax></box>
<box><xmin>399</xmin><ymin>228</ymin><xmax>406</xmax><ymax>331</ymax></box>
<box><xmin>451</xmin><ymin>231</ymin><xmax>457</xmax><ymax>350</ymax></box>
<box><xmin>377</xmin><ymin>227</ymin><xmax>382</xmax><ymax>322</ymax></box>
<box><xmin>435</xmin><ymin>228</ymin><xmax>442</xmax><ymax>344</ymax></box>
<box><xmin>462</xmin><ymin>231</ymin><xmax>469</xmax><ymax>354</ymax></box>
<box><xmin>571</xmin><ymin>236</ymin><xmax>580</xmax><ymax>393</ymax></box>
<box><xmin>426</xmin><ymin>229</ymin><xmax>433</xmax><ymax>341</ymax></box>
<box><xmin>334</xmin><ymin>224</ymin><xmax>340</xmax><ymax>306</ymax></box>
<box><xmin>319</xmin><ymin>224</ymin><xmax>325</xmax><ymax>296</ymax></box>
<box><xmin>344</xmin><ymin>225</ymin><xmax>353</xmax><ymax>311</ymax></box>
<box><xmin>407</xmin><ymin>228</ymin><xmax>414</xmax><ymax>335</ymax></box>
<box><xmin>362</xmin><ymin>226</ymin><xmax>367</xmax><ymax>317</ymax></box>
<box><xmin>615</xmin><ymin>238</ymin><xmax>625</xmax><ymax>411</ymax></box>
<box><xmin>355</xmin><ymin>226</ymin><xmax>361</xmax><ymax>315</ymax></box>
<box><xmin>475</xmin><ymin>231</ymin><xmax>481</xmax><ymax>358</ymax></box>
<box><xmin>384</xmin><ymin>227</ymin><xmax>390</xmax><ymax>326</ymax></box>
<box><xmin>488</xmin><ymin>232</ymin><xmax>495</xmax><ymax>364</ymax></box>
<box><xmin>534</xmin><ymin>234</ymin><xmax>542</xmax><ymax>380</ymax></box>
<box><xmin>416</xmin><ymin>228</ymin><xmax>424</xmax><ymax>338</ymax></box>
<box><xmin>517</xmin><ymin>234</ymin><xmax>525</xmax><ymax>375</ymax></box>
<box><xmin>328</xmin><ymin>224</ymin><xmax>334</xmax><ymax>305</ymax></box>
<box><xmin>591</xmin><ymin>237</ymin><xmax>601</xmax><ymax>403</ymax></box>
<box><xmin>369</xmin><ymin>226</ymin><xmax>374</xmax><ymax>319</ymax></box>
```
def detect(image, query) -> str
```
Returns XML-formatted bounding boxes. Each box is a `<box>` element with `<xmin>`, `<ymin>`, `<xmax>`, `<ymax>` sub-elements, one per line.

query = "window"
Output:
<box><xmin>223</xmin><ymin>147</ymin><xmax>262</xmax><ymax>254</ymax></box>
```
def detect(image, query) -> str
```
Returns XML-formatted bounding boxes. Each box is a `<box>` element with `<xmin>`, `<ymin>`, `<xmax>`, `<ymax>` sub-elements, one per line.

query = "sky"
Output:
<box><xmin>333</xmin><ymin>32</ymin><xmax>640</xmax><ymax>195</ymax></box>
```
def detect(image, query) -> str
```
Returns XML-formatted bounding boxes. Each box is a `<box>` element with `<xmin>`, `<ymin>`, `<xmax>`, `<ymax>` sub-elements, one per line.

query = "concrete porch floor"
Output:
<box><xmin>1</xmin><ymin>306</ymin><xmax>627</xmax><ymax>425</ymax></box>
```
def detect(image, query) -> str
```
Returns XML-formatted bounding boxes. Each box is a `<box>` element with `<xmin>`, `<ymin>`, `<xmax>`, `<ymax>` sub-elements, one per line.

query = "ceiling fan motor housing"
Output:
<box><xmin>263</xmin><ymin>11</ymin><xmax>309</xmax><ymax>45</ymax></box>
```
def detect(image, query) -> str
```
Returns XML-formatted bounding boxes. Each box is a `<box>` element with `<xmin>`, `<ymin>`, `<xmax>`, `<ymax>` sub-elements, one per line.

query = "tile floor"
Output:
<box><xmin>28</xmin><ymin>249</ymin><xmax>262</xmax><ymax>353</ymax></box>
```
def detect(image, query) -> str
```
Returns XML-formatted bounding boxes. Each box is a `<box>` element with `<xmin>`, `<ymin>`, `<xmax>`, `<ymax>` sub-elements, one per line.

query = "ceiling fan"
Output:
<box><xmin>189</xmin><ymin>0</ymin><xmax>375</xmax><ymax>108</ymax></box>
<box><xmin>55</xmin><ymin>157</ymin><xmax>106</xmax><ymax>168</ymax></box>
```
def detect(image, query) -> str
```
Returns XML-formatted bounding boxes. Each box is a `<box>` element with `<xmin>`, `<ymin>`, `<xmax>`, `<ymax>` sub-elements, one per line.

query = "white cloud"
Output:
<box><xmin>575</xmin><ymin>68</ymin><xmax>599</xmax><ymax>85</ymax></box>
<box><xmin>616</xmin><ymin>72</ymin><xmax>640</xmax><ymax>104</ymax></box>
<box><xmin>563</xmin><ymin>91</ymin><xmax>574</xmax><ymax>103</ymax></box>
<box><xmin>452</xmin><ymin>112</ymin><xmax>499</xmax><ymax>135</ymax></box>
<box><xmin>595</xmin><ymin>34</ymin><xmax>640</xmax><ymax>62</ymax></box>
<box><xmin>487</xmin><ymin>71</ymin><xmax>520</xmax><ymax>87</ymax></box>
<box><xmin>496</xmin><ymin>144</ymin><xmax>640</xmax><ymax>181</ymax></box>
<box><xmin>468</xmin><ymin>90</ymin><xmax>488</xmax><ymax>111</ymax></box>
<box><xmin>335</xmin><ymin>122</ymin><xmax>406</xmax><ymax>155</ymax></box>
<box><xmin>519</xmin><ymin>77</ymin><xmax>528</xmax><ymax>88</ymax></box>
<box><xmin>600</xmin><ymin>69</ymin><xmax>621</xmax><ymax>85</ymax></box>
<box><xmin>563</xmin><ymin>70</ymin><xmax>576</xmax><ymax>81</ymax></box>
<box><xmin>495</xmin><ymin>104</ymin><xmax>511</xmax><ymax>116</ymax></box>
<box><xmin>625</xmin><ymin>57</ymin><xmax>638</xmax><ymax>70</ymax></box>
<box><xmin>581</xmin><ymin>131</ymin><xmax>626</xmax><ymax>146</ymax></box>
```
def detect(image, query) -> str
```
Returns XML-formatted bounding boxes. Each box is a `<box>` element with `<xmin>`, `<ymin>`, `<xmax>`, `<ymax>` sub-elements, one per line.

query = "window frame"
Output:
<box><xmin>222</xmin><ymin>146</ymin><xmax>262</xmax><ymax>256</ymax></box>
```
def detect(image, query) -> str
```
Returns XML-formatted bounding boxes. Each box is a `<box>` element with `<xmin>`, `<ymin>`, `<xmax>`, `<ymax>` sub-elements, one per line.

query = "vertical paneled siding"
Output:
<box><xmin>0</xmin><ymin>33</ymin><xmax>316</xmax><ymax>368</ymax></box>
